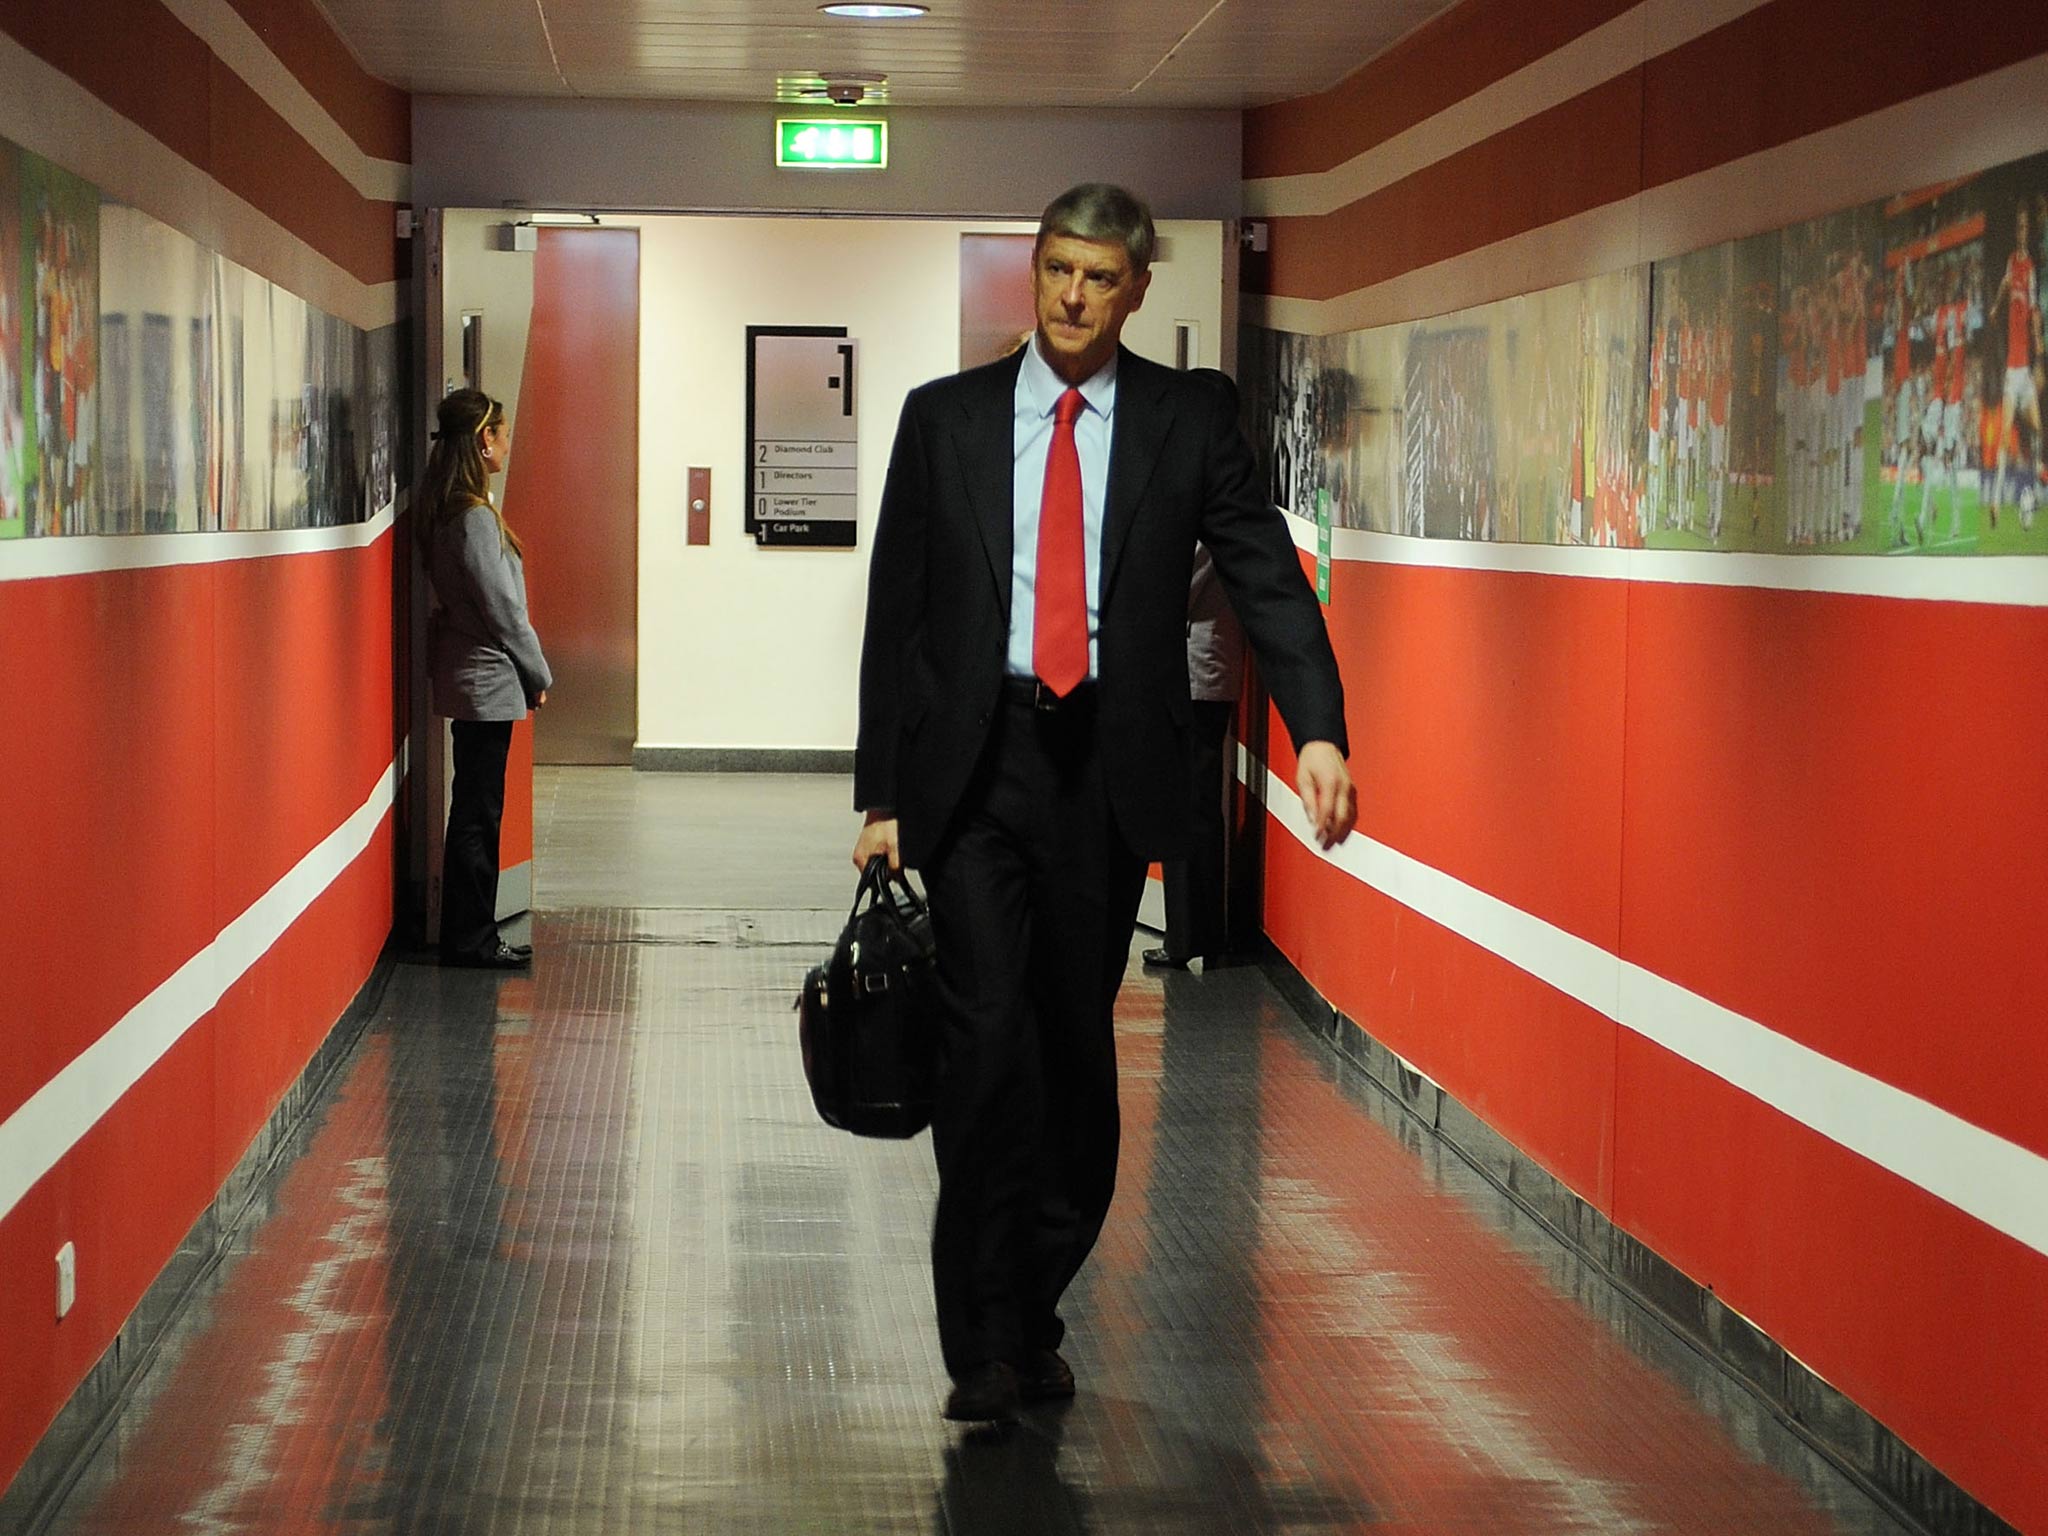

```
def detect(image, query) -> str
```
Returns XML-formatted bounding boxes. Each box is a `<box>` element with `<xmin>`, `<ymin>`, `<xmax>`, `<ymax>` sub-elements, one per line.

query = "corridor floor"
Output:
<box><xmin>36</xmin><ymin>770</ymin><xmax>1912</xmax><ymax>1535</ymax></box>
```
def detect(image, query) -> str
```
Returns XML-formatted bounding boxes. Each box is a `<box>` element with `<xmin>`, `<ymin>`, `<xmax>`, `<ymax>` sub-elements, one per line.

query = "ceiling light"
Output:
<box><xmin>819</xmin><ymin>4</ymin><xmax>928</xmax><ymax>17</ymax></box>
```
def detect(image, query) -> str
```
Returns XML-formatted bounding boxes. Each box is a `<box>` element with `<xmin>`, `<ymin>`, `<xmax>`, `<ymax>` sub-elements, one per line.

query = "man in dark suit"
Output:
<box><xmin>853</xmin><ymin>183</ymin><xmax>1354</xmax><ymax>1423</ymax></box>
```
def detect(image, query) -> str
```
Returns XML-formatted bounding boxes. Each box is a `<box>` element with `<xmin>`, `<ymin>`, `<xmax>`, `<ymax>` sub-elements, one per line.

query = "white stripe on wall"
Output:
<box><xmin>1276</xmin><ymin>509</ymin><xmax>2048</xmax><ymax>608</ymax></box>
<box><xmin>1244</xmin><ymin>50</ymin><xmax>2048</xmax><ymax>337</ymax></box>
<box><xmin>160</xmin><ymin>0</ymin><xmax>411</xmax><ymax>204</ymax></box>
<box><xmin>1243</xmin><ymin>0</ymin><xmax>1772</xmax><ymax>219</ymax></box>
<box><xmin>0</xmin><ymin>31</ymin><xmax>404</xmax><ymax>334</ymax></box>
<box><xmin>0</xmin><ymin>752</ymin><xmax>401</xmax><ymax>1222</ymax></box>
<box><xmin>1243</xmin><ymin>751</ymin><xmax>2048</xmax><ymax>1261</ymax></box>
<box><xmin>0</xmin><ymin>504</ymin><xmax>397</xmax><ymax>584</ymax></box>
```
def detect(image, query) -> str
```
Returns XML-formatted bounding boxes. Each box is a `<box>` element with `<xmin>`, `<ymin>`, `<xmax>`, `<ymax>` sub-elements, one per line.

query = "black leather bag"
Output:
<box><xmin>797</xmin><ymin>856</ymin><xmax>938</xmax><ymax>1138</ymax></box>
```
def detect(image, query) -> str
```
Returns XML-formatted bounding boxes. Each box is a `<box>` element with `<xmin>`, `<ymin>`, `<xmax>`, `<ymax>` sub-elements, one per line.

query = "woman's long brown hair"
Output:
<box><xmin>417</xmin><ymin>389</ymin><xmax>523</xmax><ymax>557</ymax></box>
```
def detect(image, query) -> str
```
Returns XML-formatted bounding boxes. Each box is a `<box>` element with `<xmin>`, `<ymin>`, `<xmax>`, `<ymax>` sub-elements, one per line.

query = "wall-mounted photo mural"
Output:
<box><xmin>2</xmin><ymin>142</ymin><xmax>98</xmax><ymax>539</ymax></box>
<box><xmin>2</xmin><ymin>132</ymin><xmax>405</xmax><ymax>541</ymax></box>
<box><xmin>1248</xmin><ymin>144</ymin><xmax>2048</xmax><ymax>558</ymax></box>
<box><xmin>0</xmin><ymin>143</ymin><xmax>22</xmax><ymax>537</ymax></box>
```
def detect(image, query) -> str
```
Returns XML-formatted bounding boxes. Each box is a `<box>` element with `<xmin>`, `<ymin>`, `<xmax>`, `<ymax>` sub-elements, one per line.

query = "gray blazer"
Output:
<box><xmin>1186</xmin><ymin>544</ymin><xmax>1246</xmax><ymax>703</ymax></box>
<box><xmin>425</xmin><ymin>504</ymin><xmax>552</xmax><ymax>721</ymax></box>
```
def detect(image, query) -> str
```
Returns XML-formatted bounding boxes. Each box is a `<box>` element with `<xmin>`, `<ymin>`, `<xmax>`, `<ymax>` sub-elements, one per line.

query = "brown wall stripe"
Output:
<box><xmin>1265</xmin><ymin>73</ymin><xmax>1645</xmax><ymax>303</ymax></box>
<box><xmin>0</xmin><ymin>0</ymin><xmax>404</xmax><ymax>289</ymax></box>
<box><xmin>223</xmin><ymin>0</ymin><xmax>409</xmax><ymax>164</ymax></box>
<box><xmin>0</xmin><ymin>0</ymin><xmax>213</xmax><ymax>167</ymax></box>
<box><xmin>1243</xmin><ymin>0</ymin><xmax>1638</xmax><ymax>180</ymax></box>
<box><xmin>1641</xmin><ymin>0</ymin><xmax>2048</xmax><ymax>190</ymax></box>
<box><xmin>1252</xmin><ymin>0</ymin><xmax>2048</xmax><ymax>304</ymax></box>
<box><xmin>208</xmin><ymin>57</ymin><xmax>402</xmax><ymax>287</ymax></box>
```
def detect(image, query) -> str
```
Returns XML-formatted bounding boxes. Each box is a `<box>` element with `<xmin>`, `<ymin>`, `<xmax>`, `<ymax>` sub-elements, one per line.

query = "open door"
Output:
<box><xmin>502</xmin><ymin>228</ymin><xmax>641</xmax><ymax>765</ymax></box>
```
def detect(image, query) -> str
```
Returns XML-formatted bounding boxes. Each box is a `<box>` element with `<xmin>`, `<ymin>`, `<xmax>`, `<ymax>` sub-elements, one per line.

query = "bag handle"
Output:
<box><xmin>881</xmin><ymin>862</ymin><xmax>928</xmax><ymax>924</ymax></box>
<box><xmin>851</xmin><ymin>854</ymin><xmax>927</xmax><ymax>927</ymax></box>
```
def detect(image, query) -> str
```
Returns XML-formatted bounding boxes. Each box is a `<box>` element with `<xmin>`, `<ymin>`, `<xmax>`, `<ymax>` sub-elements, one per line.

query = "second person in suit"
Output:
<box><xmin>1144</xmin><ymin>543</ymin><xmax>1245</xmax><ymax>971</ymax></box>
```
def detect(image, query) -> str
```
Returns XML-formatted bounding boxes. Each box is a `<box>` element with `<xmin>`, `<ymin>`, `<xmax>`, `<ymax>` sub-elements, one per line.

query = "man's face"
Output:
<box><xmin>1032</xmin><ymin>233</ymin><xmax>1150</xmax><ymax>383</ymax></box>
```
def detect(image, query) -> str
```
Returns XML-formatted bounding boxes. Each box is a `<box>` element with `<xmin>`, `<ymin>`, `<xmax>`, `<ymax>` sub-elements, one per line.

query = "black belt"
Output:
<box><xmin>1001</xmin><ymin>676</ymin><xmax>1098</xmax><ymax>712</ymax></box>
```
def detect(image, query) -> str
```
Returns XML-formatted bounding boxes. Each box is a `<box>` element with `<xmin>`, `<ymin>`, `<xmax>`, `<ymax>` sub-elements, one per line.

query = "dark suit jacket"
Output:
<box><xmin>856</xmin><ymin>345</ymin><xmax>1347</xmax><ymax>868</ymax></box>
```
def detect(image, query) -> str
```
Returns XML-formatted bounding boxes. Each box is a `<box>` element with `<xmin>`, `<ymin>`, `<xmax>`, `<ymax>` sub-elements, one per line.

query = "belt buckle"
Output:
<box><xmin>1033</xmin><ymin>681</ymin><xmax>1060</xmax><ymax>712</ymax></box>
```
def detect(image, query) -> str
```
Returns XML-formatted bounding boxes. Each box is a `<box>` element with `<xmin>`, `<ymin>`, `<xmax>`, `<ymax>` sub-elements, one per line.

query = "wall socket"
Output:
<box><xmin>55</xmin><ymin>1242</ymin><xmax>75</xmax><ymax>1320</ymax></box>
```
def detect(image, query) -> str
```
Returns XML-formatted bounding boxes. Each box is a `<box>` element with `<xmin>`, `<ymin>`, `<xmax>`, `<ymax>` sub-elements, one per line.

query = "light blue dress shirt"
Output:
<box><xmin>1009</xmin><ymin>339</ymin><xmax>1115</xmax><ymax>680</ymax></box>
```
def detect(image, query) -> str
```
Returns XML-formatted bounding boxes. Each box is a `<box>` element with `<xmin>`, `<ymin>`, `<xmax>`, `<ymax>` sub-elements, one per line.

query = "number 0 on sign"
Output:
<box><xmin>746</xmin><ymin>327</ymin><xmax>859</xmax><ymax>548</ymax></box>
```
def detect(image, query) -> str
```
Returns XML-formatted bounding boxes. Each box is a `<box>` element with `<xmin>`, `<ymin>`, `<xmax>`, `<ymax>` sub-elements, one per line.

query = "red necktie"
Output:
<box><xmin>1034</xmin><ymin>387</ymin><xmax>1088</xmax><ymax>696</ymax></box>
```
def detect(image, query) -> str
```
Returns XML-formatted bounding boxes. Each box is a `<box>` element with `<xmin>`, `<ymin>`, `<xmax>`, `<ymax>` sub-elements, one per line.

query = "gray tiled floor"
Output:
<box><xmin>34</xmin><ymin>769</ymin><xmax>1912</xmax><ymax>1535</ymax></box>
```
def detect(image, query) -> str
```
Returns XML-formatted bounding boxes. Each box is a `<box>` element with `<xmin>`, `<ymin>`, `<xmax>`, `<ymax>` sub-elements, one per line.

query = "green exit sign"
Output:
<box><xmin>776</xmin><ymin>118</ymin><xmax>888</xmax><ymax>169</ymax></box>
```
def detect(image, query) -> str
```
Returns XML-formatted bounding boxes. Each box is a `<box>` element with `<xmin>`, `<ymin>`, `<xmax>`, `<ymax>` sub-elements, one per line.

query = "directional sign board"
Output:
<box><xmin>746</xmin><ymin>326</ymin><xmax>858</xmax><ymax>547</ymax></box>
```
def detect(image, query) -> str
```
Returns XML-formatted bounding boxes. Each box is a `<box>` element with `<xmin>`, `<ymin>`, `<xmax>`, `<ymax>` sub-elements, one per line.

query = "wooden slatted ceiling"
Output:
<box><xmin>310</xmin><ymin>0</ymin><xmax>1461</xmax><ymax>106</ymax></box>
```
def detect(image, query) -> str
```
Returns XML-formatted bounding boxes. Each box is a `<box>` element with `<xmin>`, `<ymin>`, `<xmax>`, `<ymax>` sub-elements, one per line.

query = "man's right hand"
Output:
<box><xmin>852</xmin><ymin>810</ymin><xmax>901</xmax><ymax>872</ymax></box>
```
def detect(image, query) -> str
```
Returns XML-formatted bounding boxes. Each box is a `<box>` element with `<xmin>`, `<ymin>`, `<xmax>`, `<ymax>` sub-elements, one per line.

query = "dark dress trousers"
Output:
<box><xmin>1162</xmin><ymin>545</ymin><xmax>1247</xmax><ymax>962</ymax></box>
<box><xmin>1161</xmin><ymin>698</ymin><xmax>1235</xmax><ymax>960</ymax></box>
<box><xmin>855</xmin><ymin>345</ymin><xmax>1346</xmax><ymax>1381</ymax></box>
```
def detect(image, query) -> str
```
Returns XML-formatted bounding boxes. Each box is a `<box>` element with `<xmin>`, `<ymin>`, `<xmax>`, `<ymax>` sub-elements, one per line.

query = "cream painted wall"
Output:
<box><xmin>633</xmin><ymin>214</ymin><xmax>1226</xmax><ymax>753</ymax></box>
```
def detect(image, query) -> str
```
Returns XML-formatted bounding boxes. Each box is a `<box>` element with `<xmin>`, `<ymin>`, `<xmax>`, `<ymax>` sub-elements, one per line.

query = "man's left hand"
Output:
<box><xmin>1296</xmin><ymin>740</ymin><xmax>1356</xmax><ymax>850</ymax></box>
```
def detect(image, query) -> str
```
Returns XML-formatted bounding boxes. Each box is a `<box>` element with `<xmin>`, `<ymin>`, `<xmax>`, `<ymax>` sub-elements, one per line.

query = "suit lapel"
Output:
<box><xmin>953</xmin><ymin>349</ymin><xmax>1024</xmax><ymax>618</ymax></box>
<box><xmin>1101</xmin><ymin>347</ymin><xmax>1172</xmax><ymax>598</ymax></box>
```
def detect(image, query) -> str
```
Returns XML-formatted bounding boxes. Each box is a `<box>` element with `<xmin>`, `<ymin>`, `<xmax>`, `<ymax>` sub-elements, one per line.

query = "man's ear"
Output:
<box><xmin>1130</xmin><ymin>268</ymin><xmax>1152</xmax><ymax>311</ymax></box>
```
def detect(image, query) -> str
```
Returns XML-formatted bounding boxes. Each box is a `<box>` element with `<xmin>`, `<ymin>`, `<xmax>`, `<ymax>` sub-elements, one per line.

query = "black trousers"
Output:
<box><xmin>441</xmin><ymin>718</ymin><xmax>512</xmax><ymax>960</ymax></box>
<box><xmin>919</xmin><ymin>695</ymin><xmax>1148</xmax><ymax>1380</ymax></box>
<box><xmin>1161</xmin><ymin>699</ymin><xmax>1234</xmax><ymax>962</ymax></box>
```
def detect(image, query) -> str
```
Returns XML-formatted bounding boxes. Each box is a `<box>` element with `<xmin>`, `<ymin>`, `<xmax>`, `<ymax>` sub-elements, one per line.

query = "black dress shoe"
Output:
<box><xmin>1142</xmin><ymin>947</ymin><xmax>1191</xmax><ymax>970</ymax></box>
<box><xmin>498</xmin><ymin>940</ymin><xmax>533</xmax><ymax>960</ymax></box>
<box><xmin>440</xmin><ymin>941</ymin><xmax>530</xmax><ymax>970</ymax></box>
<box><xmin>1018</xmin><ymin>1349</ymin><xmax>1075</xmax><ymax>1402</ymax></box>
<box><xmin>942</xmin><ymin>1361</ymin><xmax>1021</xmax><ymax>1422</ymax></box>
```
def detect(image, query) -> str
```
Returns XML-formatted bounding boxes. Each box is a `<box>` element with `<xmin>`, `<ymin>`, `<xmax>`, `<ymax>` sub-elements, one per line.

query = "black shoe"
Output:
<box><xmin>1018</xmin><ymin>1349</ymin><xmax>1075</xmax><ymax>1403</ymax></box>
<box><xmin>1142</xmin><ymin>947</ymin><xmax>1191</xmax><ymax>970</ymax></box>
<box><xmin>498</xmin><ymin>940</ymin><xmax>533</xmax><ymax>960</ymax></box>
<box><xmin>440</xmin><ymin>941</ymin><xmax>530</xmax><ymax>970</ymax></box>
<box><xmin>943</xmin><ymin>1361</ymin><xmax>1021</xmax><ymax>1423</ymax></box>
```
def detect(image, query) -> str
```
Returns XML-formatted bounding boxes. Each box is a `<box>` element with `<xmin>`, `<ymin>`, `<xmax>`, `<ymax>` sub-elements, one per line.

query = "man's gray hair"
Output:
<box><xmin>1036</xmin><ymin>183</ymin><xmax>1157</xmax><ymax>274</ymax></box>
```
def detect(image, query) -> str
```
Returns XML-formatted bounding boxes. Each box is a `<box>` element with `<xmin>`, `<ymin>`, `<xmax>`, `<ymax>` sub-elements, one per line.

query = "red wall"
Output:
<box><xmin>0</xmin><ymin>537</ymin><xmax>400</xmax><ymax>1487</ymax></box>
<box><xmin>1257</xmin><ymin>535</ymin><xmax>2048</xmax><ymax>1534</ymax></box>
<box><xmin>1245</xmin><ymin>1</ymin><xmax>2048</xmax><ymax>1527</ymax></box>
<box><xmin>0</xmin><ymin>0</ymin><xmax>409</xmax><ymax>1500</ymax></box>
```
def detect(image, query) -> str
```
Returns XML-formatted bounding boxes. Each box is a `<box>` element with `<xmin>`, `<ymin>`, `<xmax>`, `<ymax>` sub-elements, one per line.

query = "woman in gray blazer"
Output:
<box><xmin>419</xmin><ymin>388</ymin><xmax>552</xmax><ymax>968</ymax></box>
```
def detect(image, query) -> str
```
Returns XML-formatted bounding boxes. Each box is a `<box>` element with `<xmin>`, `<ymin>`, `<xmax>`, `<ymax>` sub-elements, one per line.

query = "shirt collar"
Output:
<box><xmin>1019</xmin><ymin>334</ymin><xmax>1117</xmax><ymax>421</ymax></box>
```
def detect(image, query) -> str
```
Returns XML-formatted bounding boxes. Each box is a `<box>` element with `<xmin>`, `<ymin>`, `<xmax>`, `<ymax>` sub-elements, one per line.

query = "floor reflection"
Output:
<box><xmin>367</xmin><ymin>962</ymin><xmax>529</xmax><ymax>1532</ymax></box>
<box><xmin>31</xmin><ymin>771</ymin><xmax>1910</xmax><ymax>1535</ymax></box>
